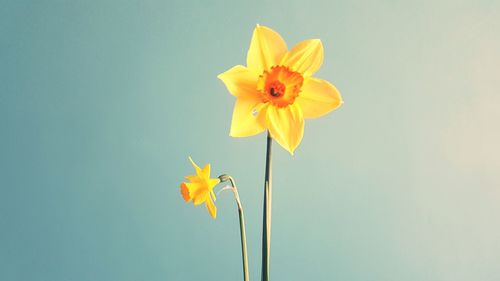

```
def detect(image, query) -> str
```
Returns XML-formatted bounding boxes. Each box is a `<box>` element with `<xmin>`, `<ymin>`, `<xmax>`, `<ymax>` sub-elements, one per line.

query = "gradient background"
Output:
<box><xmin>1</xmin><ymin>1</ymin><xmax>500</xmax><ymax>280</ymax></box>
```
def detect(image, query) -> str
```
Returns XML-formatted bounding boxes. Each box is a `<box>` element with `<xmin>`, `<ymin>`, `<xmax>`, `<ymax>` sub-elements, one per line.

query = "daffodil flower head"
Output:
<box><xmin>218</xmin><ymin>24</ymin><xmax>343</xmax><ymax>154</ymax></box>
<box><xmin>180</xmin><ymin>157</ymin><xmax>220</xmax><ymax>219</ymax></box>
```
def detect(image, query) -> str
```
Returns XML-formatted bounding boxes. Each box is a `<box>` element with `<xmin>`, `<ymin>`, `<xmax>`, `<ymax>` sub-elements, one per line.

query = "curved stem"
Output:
<box><xmin>261</xmin><ymin>132</ymin><xmax>272</xmax><ymax>281</ymax></box>
<box><xmin>219</xmin><ymin>175</ymin><xmax>249</xmax><ymax>281</ymax></box>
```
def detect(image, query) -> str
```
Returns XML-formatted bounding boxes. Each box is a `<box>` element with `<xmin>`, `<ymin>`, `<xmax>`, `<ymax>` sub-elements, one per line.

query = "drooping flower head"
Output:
<box><xmin>218</xmin><ymin>25</ymin><xmax>343</xmax><ymax>154</ymax></box>
<box><xmin>180</xmin><ymin>157</ymin><xmax>220</xmax><ymax>219</ymax></box>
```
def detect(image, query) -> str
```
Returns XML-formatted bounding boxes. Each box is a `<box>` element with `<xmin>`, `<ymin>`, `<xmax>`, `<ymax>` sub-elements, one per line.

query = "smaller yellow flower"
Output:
<box><xmin>180</xmin><ymin>157</ymin><xmax>220</xmax><ymax>219</ymax></box>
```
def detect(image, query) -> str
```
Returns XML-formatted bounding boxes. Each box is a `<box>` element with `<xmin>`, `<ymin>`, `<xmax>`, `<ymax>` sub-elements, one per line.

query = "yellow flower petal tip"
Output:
<box><xmin>180</xmin><ymin>157</ymin><xmax>220</xmax><ymax>219</ymax></box>
<box><xmin>218</xmin><ymin>25</ymin><xmax>342</xmax><ymax>154</ymax></box>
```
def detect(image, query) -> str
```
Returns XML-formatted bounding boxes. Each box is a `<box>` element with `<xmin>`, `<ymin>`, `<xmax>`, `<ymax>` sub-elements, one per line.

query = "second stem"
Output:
<box><xmin>261</xmin><ymin>132</ymin><xmax>272</xmax><ymax>281</ymax></box>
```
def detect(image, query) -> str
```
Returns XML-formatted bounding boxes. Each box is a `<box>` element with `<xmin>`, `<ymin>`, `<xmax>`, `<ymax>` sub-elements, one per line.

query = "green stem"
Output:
<box><xmin>219</xmin><ymin>175</ymin><xmax>249</xmax><ymax>281</ymax></box>
<box><xmin>261</xmin><ymin>132</ymin><xmax>272</xmax><ymax>281</ymax></box>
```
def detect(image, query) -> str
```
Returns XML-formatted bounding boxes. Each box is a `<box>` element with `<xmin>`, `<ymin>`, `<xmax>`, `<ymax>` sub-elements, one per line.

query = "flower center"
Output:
<box><xmin>268</xmin><ymin>81</ymin><xmax>285</xmax><ymax>98</ymax></box>
<box><xmin>257</xmin><ymin>66</ymin><xmax>304</xmax><ymax>107</ymax></box>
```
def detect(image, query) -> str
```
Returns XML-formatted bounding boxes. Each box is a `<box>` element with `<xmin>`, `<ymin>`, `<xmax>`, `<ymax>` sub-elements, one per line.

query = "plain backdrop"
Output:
<box><xmin>1</xmin><ymin>0</ymin><xmax>499</xmax><ymax>280</ymax></box>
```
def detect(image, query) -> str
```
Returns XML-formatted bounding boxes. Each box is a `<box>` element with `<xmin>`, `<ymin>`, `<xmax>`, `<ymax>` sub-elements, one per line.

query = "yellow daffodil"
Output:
<box><xmin>180</xmin><ymin>157</ymin><xmax>220</xmax><ymax>219</ymax></box>
<box><xmin>218</xmin><ymin>25</ymin><xmax>343</xmax><ymax>154</ymax></box>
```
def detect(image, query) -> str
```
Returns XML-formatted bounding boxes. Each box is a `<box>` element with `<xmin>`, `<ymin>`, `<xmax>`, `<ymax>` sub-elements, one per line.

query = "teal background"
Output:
<box><xmin>1</xmin><ymin>1</ymin><xmax>499</xmax><ymax>280</ymax></box>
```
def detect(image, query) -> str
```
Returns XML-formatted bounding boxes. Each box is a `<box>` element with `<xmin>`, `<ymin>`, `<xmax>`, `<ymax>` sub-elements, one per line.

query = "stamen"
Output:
<box><xmin>270</xmin><ymin>87</ymin><xmax>280</xmax><ymax>97</ymax></box>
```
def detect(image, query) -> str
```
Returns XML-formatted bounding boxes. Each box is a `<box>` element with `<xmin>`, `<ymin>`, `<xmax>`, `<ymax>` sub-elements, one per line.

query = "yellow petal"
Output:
<box><xmin>217</xmin><ymin>65</ymin><xmax>260</xmax><ymax>99</ymax></box>
<box><xmin>209</xmin><ymin>190</ymin><xmax>216</xmax><ymax>203</ymax></box>
<box><xmin>265</xmin><ymin>104</ymin><xmax>304</xmax><ymax>154</ymax></box>
<box><xmin>184</xmin><ymin>175</ymin><xmax>200</xmax><ymax>182</ymax></box>
<box><xmin>247</xmin><ymin>25</ymin><xmax>288</xmax><ymax>73</ymax></box>
<box><xmin>201</xmin><ymin>163</ymin><xmax>211</xmax><ymax>179</ymax></box>
<box><xmin>193</xmin><ymin>190</ymin><xmax>208</xmax><ymax>206</ymax></box>
<box><xmin>180</xmin><ymin>183</ymin><xmax>192</xmax><ymax>202</ymax></box>
<box><xmin>208</xmin><ymin>178</ymin><xmax>220</xmax><ymax>190</ymax></box>
<box><xmin>188</xmin><ymin>156</ymin><xmax>202</xmax><ymax>176</ymax></box>
<box><xmin>206</xmin><ymin>197</ymin><xmax>217</xmax><ymax>219</ymax></box>
<box><xmin>296</xmin><ymin>77</ymin><xmax>343</xmax><ymax>118</ymax></box>
<box><xmin>255</xmin><ymin>103</ymin><xmax>270</xmax><ymax>128</ymax></box>
<box><xmin>280</xmin><ymin>39</ymin><xmax>323</xmax><ymax>77</ymax></box>
<box><xmin>230</xmin><ymin>97</ymin><xmax>266</xmax><ymax>137</ymax></box>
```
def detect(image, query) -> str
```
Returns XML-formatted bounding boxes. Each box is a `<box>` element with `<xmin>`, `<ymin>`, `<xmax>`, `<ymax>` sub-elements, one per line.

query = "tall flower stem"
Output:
<box><xmin>219</xmin><ymin>175</ymin><xmax>249</xmax><ymax>281</ymax></box>
<box><xmin>261</xmin><ymin>132</ymin><xmax>272</xmax><ymax>281</ymax></box>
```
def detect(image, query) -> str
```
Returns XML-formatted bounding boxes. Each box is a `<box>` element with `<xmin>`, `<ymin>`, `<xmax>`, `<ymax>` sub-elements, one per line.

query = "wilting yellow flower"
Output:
<box><xmin>180</xmin><ymin>157</ymin><xmax>220</xmax><ymax>219</ymax></box>
<box><xmin>218</xmin><ymin>25</ymin><xmax>343</xmax><ymax>154</ymax></box>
